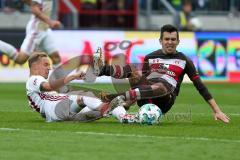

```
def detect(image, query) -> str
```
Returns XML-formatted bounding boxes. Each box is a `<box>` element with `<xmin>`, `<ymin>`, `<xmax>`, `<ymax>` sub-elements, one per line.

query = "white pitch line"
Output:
<box><xmin>1</xmin><ymin>128</ymin><xmax>240</xmax><ymax>143</ymax></box>
<box><xmin>0</xmin><ymin>128</ymin><xmax>20</xmax><ymax>131</ymax></box>
<box><xmin>75</xmin><ymin>131</ymin><xmax>240</xmax><ymax>143</ymax></box>
<box><xmin>165</xmin><ymin>113</ymin><xmax>240</xmax><ymax>116</ymax></box>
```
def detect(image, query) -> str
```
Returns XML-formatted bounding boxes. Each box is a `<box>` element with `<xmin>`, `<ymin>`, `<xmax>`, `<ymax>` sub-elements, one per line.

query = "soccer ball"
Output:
<box><xmin>137</xmin><ymin>104</ymin><xmax>162</xmax><ymax>125</ymax></box>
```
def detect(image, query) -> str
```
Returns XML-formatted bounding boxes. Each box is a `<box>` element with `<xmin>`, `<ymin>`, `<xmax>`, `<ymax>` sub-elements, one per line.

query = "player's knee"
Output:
<box><xmin>152</xmin><ymin>83</ymin><xmax>168</xmax><ymax>95</ymax></box>
<box><xmin>50</xmin><ymin>52</ymin><xmax>61</xmax><ymax>64</ymax></box>
<box><xmin>15</xmin><ymin>55</ymin><xmax>28</xmax><ymax>65</ymax></box>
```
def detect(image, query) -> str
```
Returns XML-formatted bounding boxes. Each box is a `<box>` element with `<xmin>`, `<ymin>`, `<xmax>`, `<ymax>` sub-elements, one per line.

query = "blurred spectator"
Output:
<box><xmin>173</xmin><ymin>0</ymin><xmax>202</xmax><ymax>31</ymax></box>
<box><xmin>171</xmin><ymin>0</ymin><xmax>182</xmax><ymax>11</ymax></box>
<box><xmin>99</xmin><ymin>0</ymin><xmax>117</xmax><ymax>10</ymax></box>
<box><xmin>139</xmin><ymin>0</ymin><xmax>146</xmax><ymax>10</ymax></box>
<box><xmin>0</xmin><ymin>0</ymin><xmax>25</xmax><ymax>13</ymax></box>
<box><xmin>208</xmin><ymin>0</ymin><xmax>230</xmax><ymax>11</ymax></box>
<box><xmin>81</xmin><ymin>0</ymin><xmax>97</xmax><ymax>10</ymax></box>
<box><xmin>194</xmin><ymin>0</ymin><xmax>209</xmax><ymax>11</ymax></box>
<box><xmin>139</xmin><ymin>0</ymin><xmax>166</xmax><ymax>12</ymax></box>
<box><xmin>124</xmin><ymin>0</ymin><xmax>134</xmax><ymax>10</ymax></box>
<box><xmin>99</xmin><ymin>0</ymin><xmax>134</xmax><ymax>28</ymax></box>
<box><xmin>80</xmin><ymin>0</ymin><xmax>98</xmax><ymax>27</ymax></box>
<box><xmin>116</xmin><ymin>0</ymin><xmax>125</xmax><ymax>27</ymax></box>
<box><xmin>98</xmin><ymin>0</ymin><xmax>116</xmax><ymax>27</ymax></box>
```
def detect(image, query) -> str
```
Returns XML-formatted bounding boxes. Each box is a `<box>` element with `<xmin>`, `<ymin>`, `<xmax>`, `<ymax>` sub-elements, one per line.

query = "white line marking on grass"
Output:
<box><xmin>167</xmin><ymin>113</ymin><xmax>240</xmax><ymax>116</ymax></box>
<box><xmin>192</xmin><ymin>113</ymin><xmax>240</xmax><ymax>116</ymax></box>
<box><xmin>0</xmin><ymin>128</ymin><xmax>20</xmax><ymax>131</ymax></box>
<box><xmin>75</xmin><ymin>131</ymin><xmax>240</xmax><ymax>144</ymax></box>
<box><xmin>1</xmin><ymin>128</ymin><xmax>240</xmax><ymax>144</ymax></box>
<box><xmin>228</xmin><ymin>113</ymin><xmax>240</xmax><ymax>116</ymax></box>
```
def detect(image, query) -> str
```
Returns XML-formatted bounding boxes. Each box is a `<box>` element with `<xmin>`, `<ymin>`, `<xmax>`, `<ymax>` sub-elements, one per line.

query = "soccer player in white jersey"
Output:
<box><xmin>0</xmin><ymin>0</ymin><xmax>61</xmax><ymax>68</ymax></box>
<box><xmin>26</xmin><ymin>52</ymin><xmax>110</xmax><ymax>122</ymax></box>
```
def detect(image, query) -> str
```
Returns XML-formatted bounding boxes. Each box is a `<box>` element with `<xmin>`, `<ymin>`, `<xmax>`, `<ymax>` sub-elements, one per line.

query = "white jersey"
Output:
<box><xmin>21</xmin><ymin>0</ymin><xmax>57</xmax><ymax>56</ymax></box>
<box><xmin>26</xmin><ymin>75</ymin><xmax>69</xmax><ymax>121</ymax></box>
<box><xmin>27</xmin><ymin>0</ymin><xmax>52</xmax><ymax>32</ymax></box>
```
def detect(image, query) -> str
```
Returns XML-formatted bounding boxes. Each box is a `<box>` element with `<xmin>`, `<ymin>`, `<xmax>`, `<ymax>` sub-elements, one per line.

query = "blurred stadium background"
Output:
<box><xmin>0</xmin><ymin>1</ymin><xmax>240</xmax><ymax>160</ymax></box>
<box><xmin>0</xmin><ymin>0</ymin><xmax>240</xmax><ymax>82</ymax></box>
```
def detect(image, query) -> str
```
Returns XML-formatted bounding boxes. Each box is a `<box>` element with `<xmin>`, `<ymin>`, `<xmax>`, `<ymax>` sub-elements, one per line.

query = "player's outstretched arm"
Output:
<box><xmin>185</xmin><ymin>57</ymin><xmax>230</xmax><ymax>123</ymax></box>
<box><xmin>208</xmin><ymin>99</ymin><xmax>230</xmax><ymax>123</ymax></box>
<box><xmin>26</xmin><ymin>0</ymin><xmax>61</xmax><ymax>29</ymax></box>
<box><xmin>42</xmin><ymin>71</ymin><xmax>85</xmax><ymax>92</ymax></box>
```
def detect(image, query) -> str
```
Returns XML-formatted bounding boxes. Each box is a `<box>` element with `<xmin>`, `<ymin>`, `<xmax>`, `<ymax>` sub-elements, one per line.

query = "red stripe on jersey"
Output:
<box><xmin>27</xmin><ymin>96</ymin><xmax>40</xmax><ymax>112</ymax></box>
<box><xmin>114</xmin><ymin>65</ymin><xmax>122</xmax><ymax>78</ymax></box>
<box><xmin>191</xmin><ymin>75</ymin><xmax>200</xmax><ymax>80</ymax></box>
<box><xmin>150</xmin><ymin>63</ymin><xmax>160</xmax><ymax>70</ymax></box>
<box><xmin>39</xmin><ymin>93</ymin><xmax>69</xmax><ymax>101</ymax></box>
<box><xmin>168</xmin><ymin>64</ymin><xmax>184</xmax><ymax>81</ymax></box>
<box><xmin>129</xmin><ymin>89</ymin><xmax>137</xmax><ymax>100</ymax></box>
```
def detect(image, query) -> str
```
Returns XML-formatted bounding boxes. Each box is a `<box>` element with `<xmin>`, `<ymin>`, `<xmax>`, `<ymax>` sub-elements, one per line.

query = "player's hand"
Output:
<box><xmin>214</xmin><ymin>112</ymin><xmax>230</xmax><ymax>123</ymax></box>
<box><xmin>75</xmin><ymin>71</ymin><xmax>86</xmax><ymax>80</ymax></box>
<box><xmin>49</xmin><ymin>20</ymin><xmax>61</xmax><ymax>29</ymax></box>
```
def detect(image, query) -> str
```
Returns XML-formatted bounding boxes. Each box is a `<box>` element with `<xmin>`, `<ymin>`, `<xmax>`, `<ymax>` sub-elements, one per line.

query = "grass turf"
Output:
<box><xmin>0</xmin><ymin>83</ymin><xmax>239</xmax><ymax>160</ymax></box>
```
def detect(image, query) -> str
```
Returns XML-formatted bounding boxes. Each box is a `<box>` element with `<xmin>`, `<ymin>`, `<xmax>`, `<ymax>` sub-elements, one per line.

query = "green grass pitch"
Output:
<box><xmin>0</xmin><ymin>83</ymin><xmax>239</xmax><ymax>160</ymax></box>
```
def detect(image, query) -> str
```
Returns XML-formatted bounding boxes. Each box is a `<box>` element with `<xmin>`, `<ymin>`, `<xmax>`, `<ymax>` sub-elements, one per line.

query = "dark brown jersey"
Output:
<box><xmin>143</xmin><ymin>49</ymin><xmax>212</xmax><ymax>101</ymax></box>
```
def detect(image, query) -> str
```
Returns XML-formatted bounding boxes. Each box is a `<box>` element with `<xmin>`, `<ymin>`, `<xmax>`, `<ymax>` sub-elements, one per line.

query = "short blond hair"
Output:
<box><xmin>28</xmin><ymin>52</ymin><xmax>48</xmax><ymax>68</ymax></box>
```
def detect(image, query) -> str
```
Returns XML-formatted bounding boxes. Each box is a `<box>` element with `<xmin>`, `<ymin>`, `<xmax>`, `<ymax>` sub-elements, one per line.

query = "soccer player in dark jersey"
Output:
<box><xmin>93</xmin><ymin>24</ymin><xmax>230</xmax><ymax>123</ymax></box>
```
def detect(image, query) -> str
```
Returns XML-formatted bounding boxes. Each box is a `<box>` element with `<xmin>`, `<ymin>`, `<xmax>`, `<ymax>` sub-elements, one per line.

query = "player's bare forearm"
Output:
<box><xmin>41</xmin><ymin>77</ymin><xmax>71</xmax><ymax>92</ymax></box>
<box><xmin>208</xmin><ymin>99</ymin><xmax>221</xmax><ymax>113</ymax></box>
<box><xmin>29</xmin><ymin>2</ymin><xmax>61</xmax><ymax>28</ymax></box>
<box><xmin>208</xmin><ymin>98</ymin><xmax>230</xmax><ymax>123</ymax></box>
<box><xmin>30</xmin><ymin>4</ymin><xmax>51</xmax><ymax>24</ymax></box>
<box><xmin>46</xmin><ymin>72</ymin><xmax>84</xmax><ymax>91</ymax></box>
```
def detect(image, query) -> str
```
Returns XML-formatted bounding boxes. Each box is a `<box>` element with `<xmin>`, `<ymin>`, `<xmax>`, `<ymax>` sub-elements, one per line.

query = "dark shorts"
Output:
<box><xmin>135</xmin><ymin>78</ymin><xmax>176</xmax><ymax>114</ymax></box>
<box><xmin>137</xmin><ymin>93</ymin><xmax>176</xmax><ymax>114</ymax></box>
<box><xmin>132</xmin><ymin>78</ymin><xmax>176</xmax><ymax>114</ymax></box>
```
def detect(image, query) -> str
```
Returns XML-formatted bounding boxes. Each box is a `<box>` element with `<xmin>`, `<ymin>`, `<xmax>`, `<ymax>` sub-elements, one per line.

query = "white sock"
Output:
<box><xmin>82</xmin><ymin>96</ymin><xmax>102</xmax><ymax>110</ymax></box>
<box><xmin>79</xmin><ymin>106</ymin><xmax>92</xmax><ymax>114</ymax></box>
<box><xmin>111</xmin><ymin>106</ymin><xmax>127</xmax><ymax>122</ymax></box>
<box><xmin>0</xmin><ymin>40</ymin><xmax>17</xmax><ymax>59</ymax></box>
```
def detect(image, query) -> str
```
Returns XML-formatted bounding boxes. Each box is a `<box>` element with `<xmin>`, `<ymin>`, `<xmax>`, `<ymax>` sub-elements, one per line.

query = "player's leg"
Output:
<box><xmin>137</xmin><ymin>92</ymin><xmax>175</xmax><ymax>114</ymax></box>
<box><xmin>101</xmin><ymin>80</ymin><xmax>172</xmax><ymax>102</ymax></box>
<box><xmin>14</xmin><ymin>52</ymin><xmax>30</xmax><ymax>64</ymax></box>
<box><xmin>78</xmin><ymin>96</ymin><xmax>103</xmax><ymax>110</ymax></box>
<box><xmin>72</xmin><ymin>110</ymin><xmax>103</xmax><ymax>122</ymax></box>
<box><xmin>20</xmin><ymin>30</ymin><xmax>42</xmax><ymax>64</ymax></box>
<box><xmin>53</xmin><ymin>96</ymin><xmax>102</xmax><ymax>122</ymax></box>
<box><xmin>54</xmin><ymin>98</ymin><xmax>102</xmax><ymax>122</ymax></box>
<box><xmin>0</xmin><ymin>40</ymin><xmax>18</xmax><ymax>60</ymax></box>
<box><xmin>152</xmin><ymin>93</ymin><xmax>176</xmax><ymax>114</ymax></box>
<box><xmin>41</xmin><ymin>29</ymin><xmax>61</xmax><ymax>66</ymax></box>
<box><xmin>93</xmin><ymin>48</ymin><xmax>137</xmax><ymax>78</ymax></box>
<box><xmin>110</xmin><ymin>96</ymin><xmax>138</xmax><ymax>123</ymax></box>
<box><xmin>41</xmin><ymin>30</ymin><xmax>69</xmax><ymax>92</ymax></box>
<box><xmin>0</xmin><ymin>40</ymin><xmax>31</xmax><ymax>64</ymax></box>
<box><xmin>93</xmin><ymin>47</ymin><xmax>105</xmax><ymax>76</ymax></box>
<box><xmin>71</xmin><ymin>96</ymin><xmax>110</xmax><ymax>122</ymax></box>
<box><xmin>54</xmin><ymin>99</ymin><xmax>74</xmax><ymax>121</ymax></box>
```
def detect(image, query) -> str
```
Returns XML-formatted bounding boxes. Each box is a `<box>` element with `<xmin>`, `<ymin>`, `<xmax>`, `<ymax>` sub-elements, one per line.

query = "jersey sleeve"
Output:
<box><xmin>185</xmin><ymin>57</ymin><xmax>213</xmax><ymax>101</ymax></box>
<box><xmin>28</xmin><ymin>76</ymin><xmax>47</xmax><ymax>93</ymax></box>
